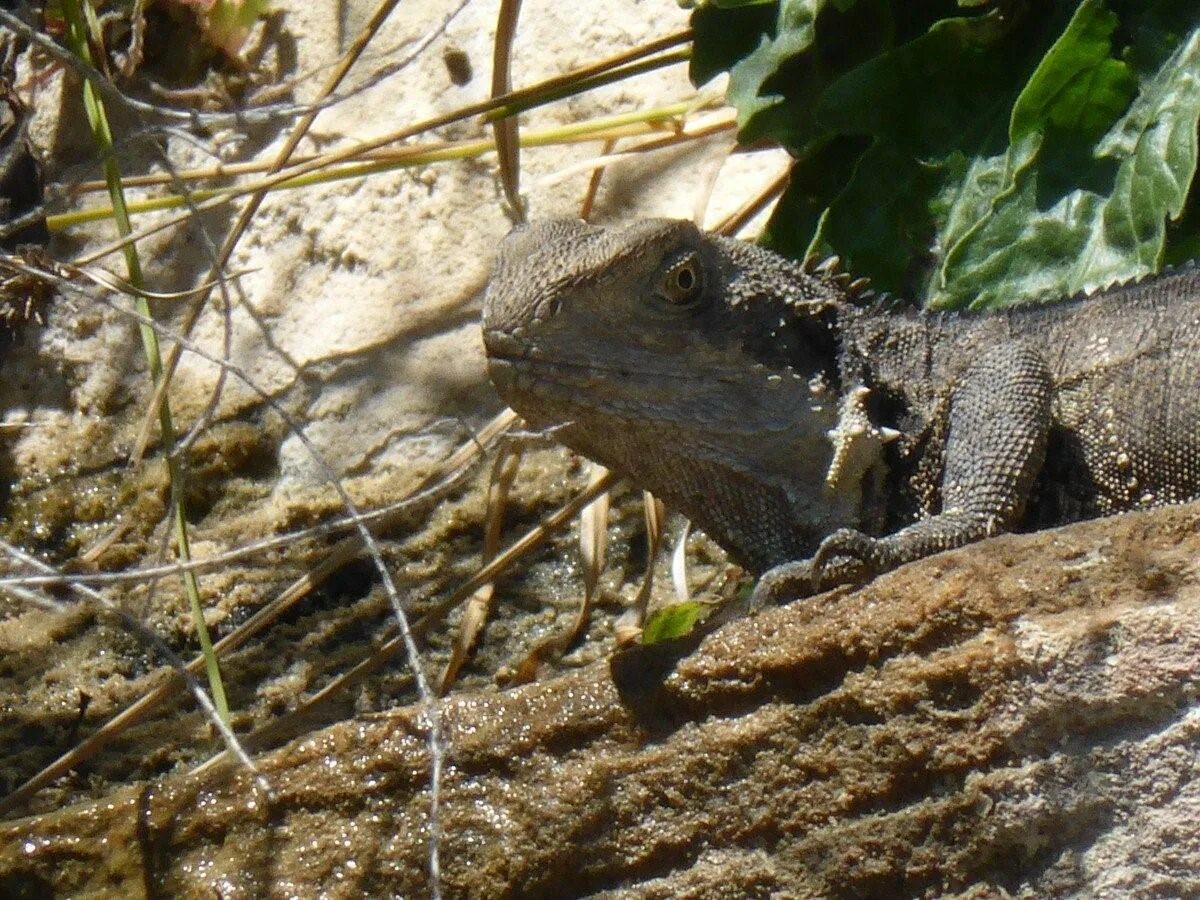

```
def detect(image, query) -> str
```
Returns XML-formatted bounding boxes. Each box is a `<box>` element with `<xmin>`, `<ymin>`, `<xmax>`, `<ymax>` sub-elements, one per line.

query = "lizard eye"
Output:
<box><xmin>653</xmin><ymin>252</ymin><xmax>704</xmax><ymax>308</ymax></box>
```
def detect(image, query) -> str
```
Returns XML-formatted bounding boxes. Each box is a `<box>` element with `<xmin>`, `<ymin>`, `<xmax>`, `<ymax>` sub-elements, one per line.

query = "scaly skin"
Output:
<box><xmin>483</xmin><ymin>218</ymin><xmax>1200</xmax><ymax>601</ymax></box>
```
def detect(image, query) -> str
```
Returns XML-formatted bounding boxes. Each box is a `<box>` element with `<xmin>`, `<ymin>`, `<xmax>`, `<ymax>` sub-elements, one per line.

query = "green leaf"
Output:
<box><xmin>692</xmin><ymin>0</ymin><xmax>1200</xmax><ymax>309</ymax></box>
<box><xmin>814</xmin><ymin>15</ymin><xmax>1025</xmax><ymax>156</ymax></box>
<box><xmin>1008</xmin><ymin>1</ymin><xmax>1135</xmax><ymax>144</ymax></box>
<box><xmin>641</xmin><ymin>602</ymin><xmax>706</xmax><ymax>645</ymax></box>
<box><xmin>762</xmin><ymin>10</ymin><xmax>1061</xmax><ymax>286</ymax></box>
<box><xmin>691</xmin><ymin>1</ymin><xmax>778</xmax><ymax>87</ymax></box>
<box><xmin>203</xmin><ymin>0</ymin><xmax>270</xmax><ymax>57</ymax></box>
<box><xmin>722</xmin><ymin>0</ymin><xmax>895</xmax><ymax>150</ymax></box>
<box><xmin>786</xmin><ymin>140</ymin><xmax>941</xmax><ymax>291</ymax></box>
<box><xmin>725</xmin><ymin>0</ymin><xmax>830</xmax><ymax>146</ymax></box>
<box><xmin>931</xmin><ymin>2</ymin><xmax>1200</xmax><ymax>309</ymax></box>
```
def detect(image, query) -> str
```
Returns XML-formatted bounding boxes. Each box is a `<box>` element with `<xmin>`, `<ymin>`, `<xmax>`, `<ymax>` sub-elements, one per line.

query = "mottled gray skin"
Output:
<box><xmin>482</xmin><ymin>218</ymin><xmax>1200</xmax><ymax>601</ymax></box>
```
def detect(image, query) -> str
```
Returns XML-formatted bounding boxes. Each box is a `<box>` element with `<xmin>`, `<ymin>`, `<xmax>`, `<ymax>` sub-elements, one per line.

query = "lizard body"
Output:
<box><xmin>482</xmin><ymin>218</ymin><xmax>1200</xmax><ymax>601</ymax></box>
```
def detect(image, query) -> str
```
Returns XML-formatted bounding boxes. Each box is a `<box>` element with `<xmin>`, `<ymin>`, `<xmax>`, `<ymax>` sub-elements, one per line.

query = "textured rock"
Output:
<box><xmin>2</xmin><ymin>504</ymin><xmax>1200</xmax><ymax>898</ymax></box>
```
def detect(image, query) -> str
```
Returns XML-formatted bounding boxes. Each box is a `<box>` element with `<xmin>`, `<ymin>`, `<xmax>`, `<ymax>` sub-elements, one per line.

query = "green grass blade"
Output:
<box><xmin>60</xmin><ymin>0</ymin><xmax>230</xmax><ymax>723</ymax></box>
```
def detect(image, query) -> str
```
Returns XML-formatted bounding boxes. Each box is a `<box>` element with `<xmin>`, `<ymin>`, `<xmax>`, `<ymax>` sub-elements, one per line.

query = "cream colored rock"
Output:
<box><xmin>10</xmin><ymin>0</ymin><xmax>786</xmax><ymax>494</ymax></box>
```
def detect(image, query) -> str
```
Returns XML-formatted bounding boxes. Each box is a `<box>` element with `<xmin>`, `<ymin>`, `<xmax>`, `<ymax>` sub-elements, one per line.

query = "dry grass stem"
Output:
<box><xmin>492</xmin><ymin>0</ymin><xmax>525</xmax><ymax>222</ymax></box>
<box><xmin>615</xmin><ymin>491</ymin><xmax>665</xmax><ymax>646</ymax></box>
<box><xmin>578</xmin><ymin>137</ymin><xmax>617</xmax><ymax>222</ymax></box>
<box><xmin>438</xmin><ymin>445</ymin><xmax>523</xmax><ymax>694</ymax></box>
<box><xmin>714</xmin><ymin>163</ymin><xmax>792</xmax><ymax>237</ymax></box>
<box><xmin>671</xmin><ymin>521</ymin><xmax>692</xmax><ymax>602</ymax></box>
<box><xmin>511</xmin><ymin>463</ymin><xmax>613</xmax><ymax>682</ymax></box>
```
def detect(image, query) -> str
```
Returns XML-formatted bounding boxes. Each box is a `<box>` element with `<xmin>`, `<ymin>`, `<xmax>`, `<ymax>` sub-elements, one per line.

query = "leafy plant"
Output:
<box><xmin>641</xmin><ymin>600</ymin><xmax>706</xmax><ymax>644</ymax></box>
<box><xmin>692</xmin><ymin>0</ymin><xmax>1200</xmax><ymax>309</ymax></box>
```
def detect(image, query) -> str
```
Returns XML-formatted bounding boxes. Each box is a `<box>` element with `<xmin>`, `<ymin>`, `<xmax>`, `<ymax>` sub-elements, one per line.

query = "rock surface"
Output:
<box><xmin>3</xmin><ymin>503</ymin><xmax>1199</xmax><ymax>898</ymax></box>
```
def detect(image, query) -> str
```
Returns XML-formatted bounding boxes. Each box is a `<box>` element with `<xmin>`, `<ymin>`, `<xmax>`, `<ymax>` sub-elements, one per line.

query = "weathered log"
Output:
<box><xmin>3</xmin><ymin>504</ymin><xmax>1199</xmax><ymax>898</ymax></box>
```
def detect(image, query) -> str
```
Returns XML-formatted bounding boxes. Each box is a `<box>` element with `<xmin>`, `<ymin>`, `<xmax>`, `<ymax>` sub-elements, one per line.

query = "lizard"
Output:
<box><xmin>481</xmin><ymin>217</ymin><xmax>1200</xmax><ymax>604</ymax></box>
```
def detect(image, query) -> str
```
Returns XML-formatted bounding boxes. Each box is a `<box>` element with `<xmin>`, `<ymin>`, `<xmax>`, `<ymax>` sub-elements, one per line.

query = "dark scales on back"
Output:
<box><xmin>482</xmin><ymin>219</ymin><xmax>1200</xmax><ymax>602</ymax></box>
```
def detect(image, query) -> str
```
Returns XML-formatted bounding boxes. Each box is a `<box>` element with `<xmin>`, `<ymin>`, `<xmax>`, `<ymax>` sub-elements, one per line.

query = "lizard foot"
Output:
<box><xmin>809</xmin><ymin>528</ymin><xmax>895</xmax><ymax>579</ymax></box>
<box><xmin>750</xmin><ymin>559</ymin><xmax>820</xmax><ymax>606</ymax></box>
<box><xmin>751</xmin><ymin>530</ymin><xmax>892</xmax><ymax>605</ymax></box>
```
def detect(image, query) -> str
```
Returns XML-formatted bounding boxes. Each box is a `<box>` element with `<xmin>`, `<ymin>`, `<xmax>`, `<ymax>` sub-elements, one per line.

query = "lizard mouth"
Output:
<box><xmin>483</xmin><ymin>326</ymin><xmax>819</xmax><ymax>438</ymax></box>
<box><xmin>484</xmin><ymin>343</ymin><xmax>691</xmax><ymax>432</ymax></box>
<box><xmin>485</xmin><ymin>349</ymin><xmax>629</xmax><ymax>403</ymax></box>
<box><xmin>483</xmin><ymin>328</ymin><xmax>755</xmax><ymax>385</ymax></box>
<box><xmin>486</xmin><ymin>348</ymin><xmax>800</xmax><ymax>446</ymax></box>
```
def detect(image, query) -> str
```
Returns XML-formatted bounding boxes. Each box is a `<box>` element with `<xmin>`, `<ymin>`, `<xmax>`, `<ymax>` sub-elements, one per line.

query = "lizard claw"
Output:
<box><xmin>812</xmin><ymin>528</ymin><xmax>890</xmax><ymax>578</ymax></box>
<box><xmin>752</xmin><ymin>531</ymin><xmax>894</xmax><ymax>604</ymax></box>
<box><xmin>750</xmin><ymin>559</ymin><xmax>819</xmax><ymax>606</ymax></box>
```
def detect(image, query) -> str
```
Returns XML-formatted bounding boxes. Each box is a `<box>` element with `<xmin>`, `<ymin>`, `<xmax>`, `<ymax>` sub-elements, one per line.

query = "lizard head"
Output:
<box><xmin>482</xmin><ymin>218</ymin><xmax>863</xmax><ymax>570</ymax></box>
<box><xmin>483</xmin><ymin>218</ymin><xmax>852</xmax><ymax>417</ymax></box>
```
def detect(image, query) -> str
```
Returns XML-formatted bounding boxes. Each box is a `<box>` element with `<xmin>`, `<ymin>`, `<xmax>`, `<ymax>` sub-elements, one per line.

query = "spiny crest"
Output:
<box><xmin>815</xmin><ymin>255</ymin><xmax>842</xmax><ymax>276</ymax></box>
<box><xmin>801</xmin><ymin>253</ymin><xmax>844</xmax><ymax>277</ymax></box>
<box><xmin>800</xmin><ymin>251</ymin><xmax>873</xmax><ymax>301</ymax></box>
<box><xmin>1066</xmin><ymin>259</ymin><xmax>1200</xmax><ymax>303</ymax></box>
<box><xmin>847</xmin><ymin>277</ymin><xmax>872</xmax><ymax>297</ymax></box>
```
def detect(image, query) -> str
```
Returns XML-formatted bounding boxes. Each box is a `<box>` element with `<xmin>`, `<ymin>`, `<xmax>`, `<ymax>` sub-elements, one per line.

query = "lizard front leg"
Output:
<box><xmin>753</xmin><ymin>342</ymin><xmax>1053</xmax><ymax>604</ymax></box>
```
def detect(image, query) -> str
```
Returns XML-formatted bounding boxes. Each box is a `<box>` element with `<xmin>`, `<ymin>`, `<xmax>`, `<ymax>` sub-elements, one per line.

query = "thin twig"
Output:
<box><xmin>713</xmin><ymin>164</ymin><xmax>791</xmax><ymax>237</ymax></box>
<box><xmin>492</xmin><ymin>0</ymin><xmax>525</xmax><ymax>222</ymax></box>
